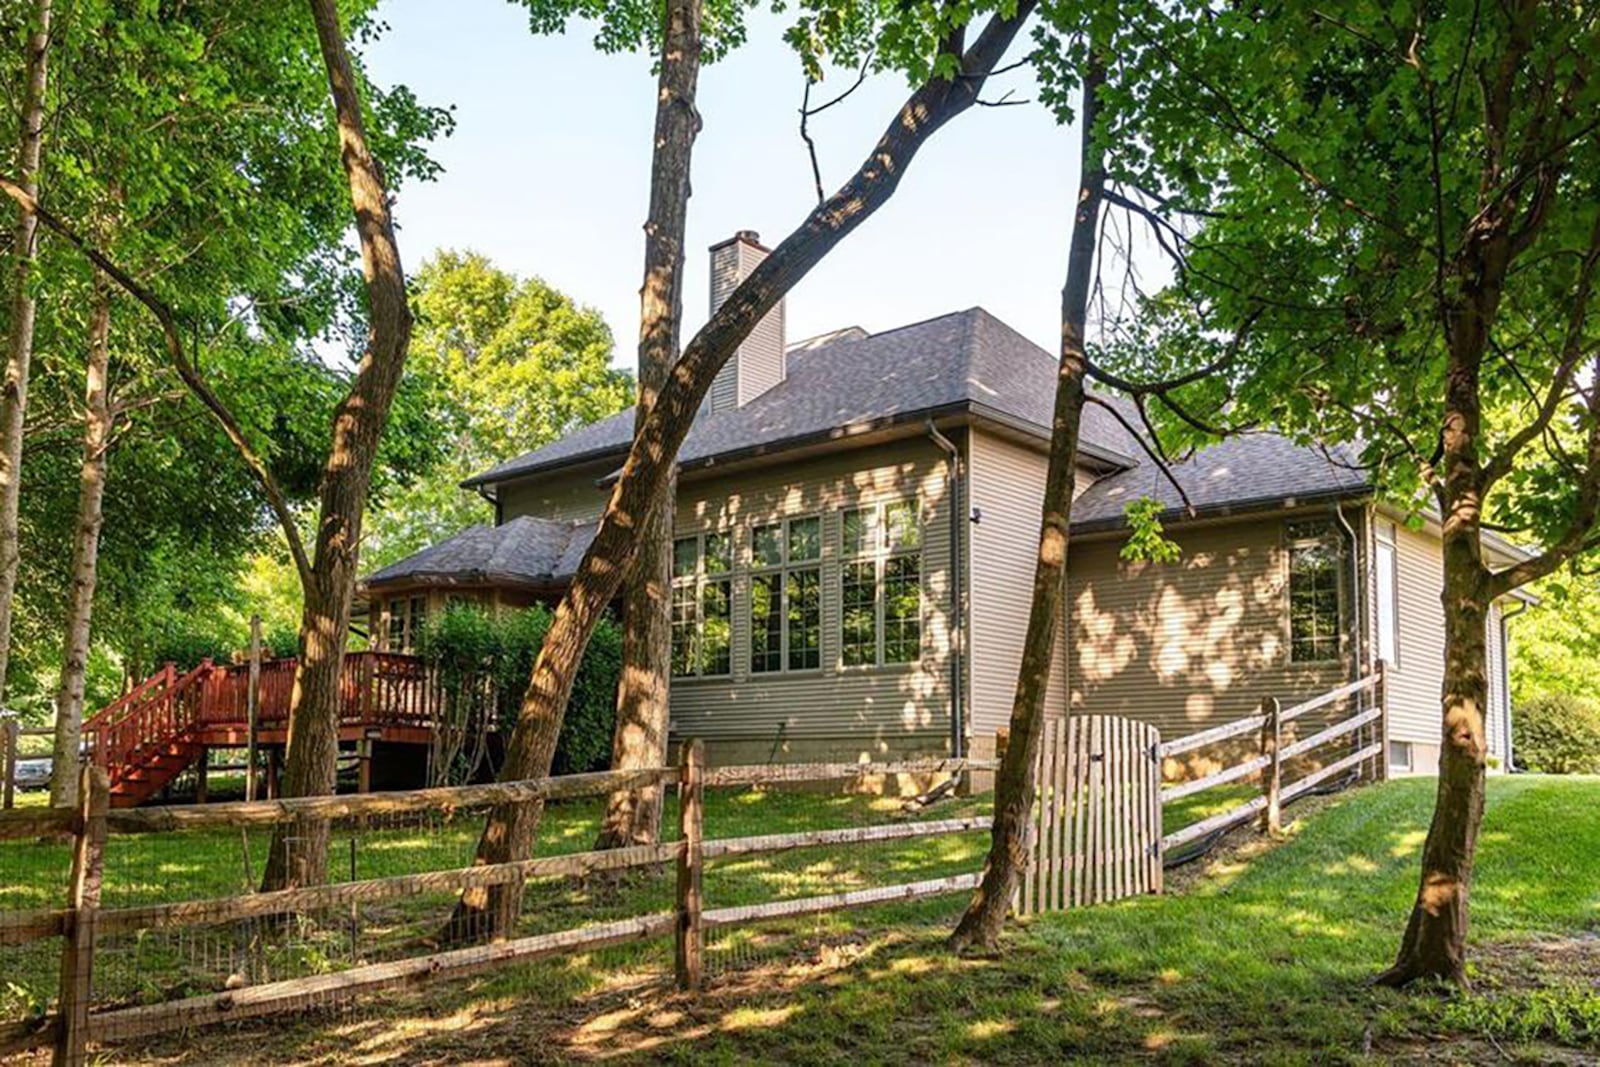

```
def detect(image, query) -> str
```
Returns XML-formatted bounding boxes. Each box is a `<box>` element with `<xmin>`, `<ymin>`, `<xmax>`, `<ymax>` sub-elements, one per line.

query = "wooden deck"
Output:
<box><xmin>81</xmin><ymin>652</ymin><xmax>441</xmax><ymax>806</ymax></box>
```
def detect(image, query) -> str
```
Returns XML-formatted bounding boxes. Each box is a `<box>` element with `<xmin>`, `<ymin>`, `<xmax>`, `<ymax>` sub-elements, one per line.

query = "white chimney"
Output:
<box><xmin>706</xmin><ymin>230</ymin><xmax>786</xmax><ymax>413</ymax></box>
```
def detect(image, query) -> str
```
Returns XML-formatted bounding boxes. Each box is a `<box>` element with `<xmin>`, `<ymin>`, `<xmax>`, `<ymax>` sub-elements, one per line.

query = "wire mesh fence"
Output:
<box><xmin>0</xmin><ymin>755</ymin><xmax>995</xmax><ymax>1061</ymax></box>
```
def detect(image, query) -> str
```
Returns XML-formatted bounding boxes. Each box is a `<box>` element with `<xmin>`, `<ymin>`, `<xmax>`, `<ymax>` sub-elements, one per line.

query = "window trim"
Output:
<box><xmin>1375</xmin><ymin>521</ymin><xmax>1401</xmax><ymax>670</ymax></box>
<box><xmin>671</xmin><ymin>531</ymin><xmax>734</xmax><ymax>680</ymax></box>
<box><xmin>1285</xmin><ymin>519</ymin><xmax>1346</xmax><ymax>665</ymax></box>
<box><xmin>746</xmin><ymin>514</ymin><xmax>823</xmax><ymax>676</ymax></box>
<box><xmin>838</xmin><ymin>499</ymin><xmax>924</xmax><ymax>671</ymax></box>
<box><xmin>384</xmin><ymin>594</ymin><xmax>428</xmax><ymax>654</ymax></box>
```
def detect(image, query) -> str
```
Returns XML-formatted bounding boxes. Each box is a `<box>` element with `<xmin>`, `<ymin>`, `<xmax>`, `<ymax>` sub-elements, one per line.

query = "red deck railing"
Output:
<box><xmin>82</xmin><ymin>652</ymin><xmax>440</xmax><ymax>781</ymax></box>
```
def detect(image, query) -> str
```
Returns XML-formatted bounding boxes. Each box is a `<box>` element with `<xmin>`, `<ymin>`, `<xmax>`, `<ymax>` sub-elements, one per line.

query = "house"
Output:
<box><xmin>363</xmin><ymin>231</ymin><xmax>1531</xmax><ymax>778</ymax></box>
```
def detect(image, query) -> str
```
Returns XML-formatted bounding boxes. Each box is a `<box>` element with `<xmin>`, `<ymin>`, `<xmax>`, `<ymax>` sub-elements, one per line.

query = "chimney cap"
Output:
<box><xmin>710</xmin><ymin>229</ymin><xmax>768</xmax><ymax>254</ymax></box>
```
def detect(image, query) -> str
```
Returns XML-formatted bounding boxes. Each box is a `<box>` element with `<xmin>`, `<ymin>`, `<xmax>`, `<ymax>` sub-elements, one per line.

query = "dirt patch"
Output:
<box><xmin>1473</xmin><ymin>933</ymin><xmax>1600</xmax><ymax>993</ymax></box>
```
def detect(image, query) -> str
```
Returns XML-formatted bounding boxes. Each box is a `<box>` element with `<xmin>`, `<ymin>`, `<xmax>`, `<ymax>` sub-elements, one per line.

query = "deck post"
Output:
<box><xmin>1260</xmin><ymin>697</ymin><xmax>1282</xmax><ymax>834</ymax></box>
<box><xmin>246</xmin><ymin>615</ymin><xmax>261</xmax><ymax>802</ymax></box>
<box><xmin>56</xmin><ymin>764</ymin><xmax>109</xmax><ymax>1067</ymax></box>
<box><xmin>357</xmin><ymin>728</ymin><xmax>381</xmax><ymax>794</ymax></box>
<box><xmin>194</xmin><ymin>747</ymin><xmax>209</xmax><ymax>805</ymax></box>
<box><xmin>2</xmin><ymin>717</ymin><xmax>18</xmax><ymax>809</ymax></box>
<box><xmin>265</xmin><ymin>748</ymin><xmax>280</xmax><ymax>800</ymax></box>
<box><xmin>674</xmin><ymin>738</ymin><xmax>704</xmax><ymax>992</ymax></box>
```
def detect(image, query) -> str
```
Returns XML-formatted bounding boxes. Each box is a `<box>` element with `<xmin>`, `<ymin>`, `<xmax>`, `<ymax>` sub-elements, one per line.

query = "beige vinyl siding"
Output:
<box><xmin>1486</xmin><ymin>601</ymin><xmax>1507</xmax><ymax>766</ymax></box>
<box><xmin>1384</xmin><ymin>521</ymin><xmax>1446</xmax><ymax>747</ymax></box>
<box><xmin>667</xmin><ymin>436</ymin><xmax>954</xmax><ymax>756</ymax></box>
<box><xmin>966</xmin><ymin>432</ymin><xmax>1075</xmax><ymax>744</ymax></box>
<box><xmin>498</xmin><ymin>468</ymin><xmax>610</xmax><ymax>523</ymax></box>
<box><xmin>1066</xmin><ymin>517</ymin><xmax>1351</xmax><ymax>738</ymax></box>
<box><xmin>1370</xmin><ymin>513</ymin><xmax>1513</xmax><ymax>770</ymax></box>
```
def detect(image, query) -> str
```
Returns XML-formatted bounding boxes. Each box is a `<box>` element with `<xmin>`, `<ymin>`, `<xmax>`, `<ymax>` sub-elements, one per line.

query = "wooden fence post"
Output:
<box><xmin>674</xmin><ymin>738</ymin><xmax>704</xmax><ymax>992</ymax></box>
<box><xmin>246</xmin><ymin>615</ymin><xmax>261</xmax><ymax>802</ymax></box>
<box><xmin>56</xmin><ymin>763</ymin><xmax>109</xmax><ymax>1067</ymax></box>
<box><xmin>1260</xmin><ymin>697</ymin><xmax>1281</xmax><ymax>834</ymax></box>
<box><xmin>3</xmin><ymin>717</ymin><xmax>18</xmax><ymax>809</ymax></box>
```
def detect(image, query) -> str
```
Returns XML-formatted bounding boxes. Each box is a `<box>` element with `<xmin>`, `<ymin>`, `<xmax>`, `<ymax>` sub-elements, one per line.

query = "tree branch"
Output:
<box><xmin>0</xmin><ymin>175</ymin><xmax>314</xmax><ymax>588</ymax></box>
<box><xmin>1483</xmin><ymin>207</ymin><xmax>1600</xmax><ymax>488</ymax></box>
<box><xmin>1085</xmin><ymin>394</ymin><xmax>1195</xmax><ymax>514</ymax></box>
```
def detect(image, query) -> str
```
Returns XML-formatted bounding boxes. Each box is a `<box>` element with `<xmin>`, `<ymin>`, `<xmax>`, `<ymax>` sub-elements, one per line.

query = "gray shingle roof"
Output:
<box><xmin>362</xmin><ymin>514</ymin><xmax>598</xmax><ymax>590</ymax></box>
<box><xmin>1070</xmin><ymin>435</ymin><xmax>1371</xmax><ymax>530</ymax></box>
<box><xmin>463</xmin><ymin>307</ymin><xmax>1144</xmax><ymax>488</ymax></box>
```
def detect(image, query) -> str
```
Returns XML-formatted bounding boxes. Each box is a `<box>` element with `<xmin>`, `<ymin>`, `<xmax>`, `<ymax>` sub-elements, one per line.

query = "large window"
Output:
<box><xmin>671</xmin><ymin>532</ymin><xmax>732</xmax><ymax>677</ymax></box>
<box><xmin>1288</xmin><ymin>520</ymin><xmax>1344</xmax><ymax>663</ymax></box>
<box><xmin>1375</xmin><ymin>521</ymin><xmax>1399</xmax><ymax>666</ymax></box>
<box><xmin>385</xmin><ymin>595</ymin><xmax>428</xmax><ymax>653</ymax></box>
<box><xmin>748</xmin><ymin>516</ymin><xmax>822</xmax><ymax>673</ymax></box>
<box><xmin>840</xmin><ymin>501</ymin><xmax>923</xmax><ymax>667</ymax></box>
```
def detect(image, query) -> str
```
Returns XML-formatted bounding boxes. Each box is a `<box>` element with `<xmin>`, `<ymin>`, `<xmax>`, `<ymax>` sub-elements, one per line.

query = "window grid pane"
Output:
<box><xmin>750</xmin><ymin>573</ymin><xmax>783</xmax><ymax>673</ymax></box>
<box><xmin>842</xmin><ymin>508</ymin><xmax>873</xmax><ymax>558</ymax></box>
<box><xmin>885</xmin><ymin>501</ymin><xmax>920</xmax><ymax>551</ymax></box>
<box><xmin>700</xmin><ymin>579</ymin><xmax>731</xmax><ymax>675</ymax></box>
<box><xmin>787</xmin><ymin>517</ymin><xmax>821</xmax><ymax>563</ymax></box>
<box><xmin>704</xmin><ymin>532</ymin><xmax>732</xmax><ymax>575</ymax></box>
<box><xmin>883</xmin><ymin>555</ymin><xmax>922</xmax><ymax>663</ymax></box>
<box><xmin>752</xmin><ymin>525</ymin><xmax>783</xmax><ymax>568</ymax></box>
<box><xmin>670</xmin><ymin>583</ymin><xmax>697</xmax><ymax>676</ymax></box>
<box><xmin>1289</xmin><ymin>529</ymin><xmax>1341</xmax><ymax>662</ymax></box>
<box><xmin>673</xmin><ymin>537</ymin><xmax>698</xmax><ymax>578</ymax></box>
<box><xmin>842</xmin><ymin>561</ymin><xmax>878</xmax><ymax>666</ymax></box>
<box><xmin>786</xmin><ymin>568</ymin><xmax>821</xmax><ymax>670</ymax></box>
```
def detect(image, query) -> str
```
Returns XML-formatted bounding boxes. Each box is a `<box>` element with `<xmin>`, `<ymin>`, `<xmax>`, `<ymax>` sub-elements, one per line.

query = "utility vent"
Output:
<box><xmin>705</xmin><ymin>230</ymin><xmax>786</xmax><ymax>414</ymax></box>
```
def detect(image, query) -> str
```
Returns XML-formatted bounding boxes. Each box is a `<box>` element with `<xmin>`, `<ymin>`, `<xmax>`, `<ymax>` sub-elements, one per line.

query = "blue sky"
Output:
<box><xmin>364</xmin><ymin>0</ymin><xmax>1086</xmax><ymax>360</ymax></box>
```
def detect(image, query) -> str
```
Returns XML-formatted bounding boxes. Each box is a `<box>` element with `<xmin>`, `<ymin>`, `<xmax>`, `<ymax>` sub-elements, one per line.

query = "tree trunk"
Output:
<box><xmin>594</xmin><ymin>0</ymin><xmax>702</xmax><ymax>853</ymax></box>
<box><xmin>948</xmin><ymin>53</ymin><xmax>1106</xmax><ymax>954</ymax></box>
<box><xmin>49</xmin><ymin>281</ymin><xmax>112</xmax><ymax>809</ymax></box>
<box><xmin>261</xmin><ymin>0</ymin><xmax>412</xmax><ymax>892</ymax></box>
<box><xmin>0</xmin><ymin>0</ymin><xmax>53</xmax><ymax>702</ymax></box>
<box><xmin>1377</xmin><ymin>274</ymin><xmax>1496</xmax><ymax>984</ymax></box>
<box><xmin>444</xmin><ymin>3</ymin><xmax>1037</xmax><ymax>944</ymax></box>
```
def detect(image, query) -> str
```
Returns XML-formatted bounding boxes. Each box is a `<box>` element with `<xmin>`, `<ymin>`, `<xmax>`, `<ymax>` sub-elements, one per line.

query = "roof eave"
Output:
<box><xmin>1070</xmin><ymin>486</ymin><xmax>1374</xmax><ymax>536</ymax></box>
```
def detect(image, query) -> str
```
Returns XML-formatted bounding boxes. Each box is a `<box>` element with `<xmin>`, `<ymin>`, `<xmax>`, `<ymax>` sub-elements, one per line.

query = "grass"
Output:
<box><xmin>7</xmin><ymin>775</ymin><xmax>1600</xmax><ymax>1064</ymax></box>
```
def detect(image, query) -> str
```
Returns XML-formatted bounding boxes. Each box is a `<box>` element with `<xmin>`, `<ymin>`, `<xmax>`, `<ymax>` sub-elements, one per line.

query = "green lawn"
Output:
<box><xmin>6</xmin><ymin>775</ymin><xmax>1599</xmax><ymax>1064</ymax></box>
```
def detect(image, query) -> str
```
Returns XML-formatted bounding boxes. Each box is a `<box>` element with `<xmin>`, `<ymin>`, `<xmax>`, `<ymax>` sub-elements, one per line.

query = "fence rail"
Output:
<box><xmin>0</xmin><ymin>752</ymin><xmax>998</xmax><ymax>1063</ymax></box>
<box><xmin>1159</xmin><ymin>667</ymin><xmax>1386</xmax><ymax>855</ymax></box>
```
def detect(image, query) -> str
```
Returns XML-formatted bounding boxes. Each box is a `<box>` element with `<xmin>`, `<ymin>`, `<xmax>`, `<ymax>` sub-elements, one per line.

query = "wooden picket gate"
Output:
<box><xmin>1017</xmin><ymin>715</ymin><xmax>1163</xmax><ymax>915</ymax></box>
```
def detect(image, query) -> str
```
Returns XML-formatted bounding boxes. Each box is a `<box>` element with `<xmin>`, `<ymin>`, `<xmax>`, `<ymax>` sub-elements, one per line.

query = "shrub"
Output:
<box><xmin>416</xmin><ymin>602</ymin><xmax>622</xmax><ymax>780</ymax></box>
<box><xmin>1513</xmin><ymin>692</ymin><xmax>1600</xmax><ymax>774</ymax></box>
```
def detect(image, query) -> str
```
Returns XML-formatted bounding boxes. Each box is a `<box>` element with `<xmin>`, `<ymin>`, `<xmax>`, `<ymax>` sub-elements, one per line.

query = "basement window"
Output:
<box><xmin>1389</xmin><ymin>740</ymin><xmax>1413</xmax><ymax>773</ymax></box>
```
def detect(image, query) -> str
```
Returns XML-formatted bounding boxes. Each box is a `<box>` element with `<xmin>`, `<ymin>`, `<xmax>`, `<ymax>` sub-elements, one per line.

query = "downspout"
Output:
<box><xmin>1499</xmin><ymin>598</ymin><xmax>1527</xmax><ymax>771</ymax></box>
<box><xmin>927</xmin><ymin>419</ymin><xmax>965</xmax><ymax>758</ymax></box>
<box><xmin>1331</xmin><ymin>502</ymin><xmax>1363</xmax><ymax>687</ymax></box>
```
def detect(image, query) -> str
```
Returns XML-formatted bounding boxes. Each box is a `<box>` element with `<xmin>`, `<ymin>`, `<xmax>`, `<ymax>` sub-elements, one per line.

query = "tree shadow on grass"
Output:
<box><xmin>29</xmin><ymin>776</ymin><xmax>1600</xmax><ymax>1064</ymax></box>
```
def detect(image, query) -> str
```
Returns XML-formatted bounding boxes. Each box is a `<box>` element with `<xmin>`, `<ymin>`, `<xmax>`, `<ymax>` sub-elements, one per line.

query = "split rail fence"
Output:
<box><xmin>1017</xmin><ymin>668</ymin><xmax>1387</xmax><ymax>914</ymax></box>
<box><xmin>0</xmin><ymin>748</ymin><xmax>997</xmax><ymax>1065</ymax></box>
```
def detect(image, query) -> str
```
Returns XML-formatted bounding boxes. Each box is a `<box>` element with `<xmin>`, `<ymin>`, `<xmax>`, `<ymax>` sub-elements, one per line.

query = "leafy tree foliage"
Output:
<box><xmin>364</xmin><ymin>251</ymin><xmax>631</xmax><ymax>570</ymax></box>
<box><xmin>416</xmin><ymin>602</ymin><xmax>622</xmax><ymax>780</ymax></box>
<box><xmin>1041</xmin><ymin>0</ymin><xmax>1600</xmax><ymax>985</ymax></box>
<box><xmin>0</xmin><ymin>0</ymin><xmax>450</xmax><ymax>720</ymax></box>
